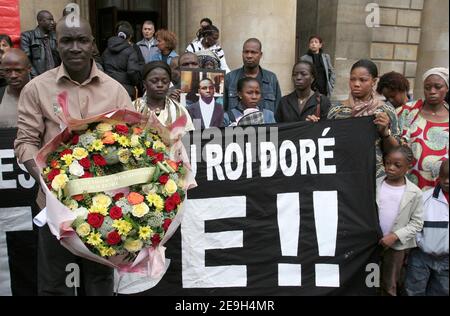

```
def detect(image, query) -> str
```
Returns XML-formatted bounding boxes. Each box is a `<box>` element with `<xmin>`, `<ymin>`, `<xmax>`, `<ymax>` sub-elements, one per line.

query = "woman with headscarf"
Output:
<box><xmin>134</xmin><ymin>61</ymin><xmax>194</xmax><ymax>134</ymax></box>
<box><xmin>196</xmin><ymin>50</ymin><xmax>221</xmax><ymax>70</ymax></box>
<box><xmin>397</xmin><ymin>68</ymin><xmax>449</xmax><ymax>191</ymax></box>
<box><xmin>328</xmin><ymin>59</ymin><xmax>400</xmax><ymax>178</ymax></box>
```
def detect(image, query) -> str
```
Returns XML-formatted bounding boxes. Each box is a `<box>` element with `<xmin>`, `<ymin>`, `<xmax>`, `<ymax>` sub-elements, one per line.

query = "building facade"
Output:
<box><xmin>18</xmin><ymin>0</ymin><xmax>449</xmax><ymax>99</ymax></box>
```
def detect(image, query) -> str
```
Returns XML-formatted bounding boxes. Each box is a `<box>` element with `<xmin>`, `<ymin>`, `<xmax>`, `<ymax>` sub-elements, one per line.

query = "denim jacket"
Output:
<box><xmin>224</xmin><ymin>67</ymin><xmax>282</xmax><ymax>113</ymax></box>
<box><xmin>20</xmin><ymin>27</ymin><xmax>61</xmax><ymax>78</ymax></box>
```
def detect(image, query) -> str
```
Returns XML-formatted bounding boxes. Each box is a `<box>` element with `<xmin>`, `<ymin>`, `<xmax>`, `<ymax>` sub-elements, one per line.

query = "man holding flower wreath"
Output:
<box><xmin>14</xmin><ymin>17</ymin><xmax>133</xmax><ymax>296</ymax></box>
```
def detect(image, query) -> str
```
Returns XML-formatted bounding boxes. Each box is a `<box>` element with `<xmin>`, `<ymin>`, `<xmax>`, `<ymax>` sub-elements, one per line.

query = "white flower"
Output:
<box><xmin>130</xmin><ymin>135</ymin><xmax>141</xmax><ymax>147</ymax></box>
<box><xmin>69</xmin><ymin>161</ymin><xmax>85</xmax><ymax>177</ymax></box>
<box><xmin>73</xmin><ymin>207</ymin><xmax>89</xmax><ymax>220</ymax></box>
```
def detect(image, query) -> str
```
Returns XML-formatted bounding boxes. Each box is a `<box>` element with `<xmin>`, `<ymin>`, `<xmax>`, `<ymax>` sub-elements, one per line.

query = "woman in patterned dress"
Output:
<box><xmin>327</xmin><ymin>59</ymin><xmax>400</xmax><ymax>178</ymax></box>
<box><xmin>397</xmin><ymin>68</ymin><xmax>449</xmax><ymax>191</ymax></box>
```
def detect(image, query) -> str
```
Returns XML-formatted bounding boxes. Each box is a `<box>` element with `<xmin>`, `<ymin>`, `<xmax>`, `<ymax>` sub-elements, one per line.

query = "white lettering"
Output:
<box><xmin>206</xmin><ymin>144</ymin><xmax>225</xmax><ymax>181</ymax></box>
<box><xmin>0</xmin><ymin>150</ymin><xmax>16</xmax><ymax>189</ymax></box>
<box><xmin>260</xmin><ymin>142</ymin><xmax>277</xmax><ymax>178</ymax></box>
<box><xmin>182</xmin><ymin>197</ymin><xmax>247</xmax><ymax>288</ymax></box>
<box><xmin>299</xmin><ymin>140</ymin><xmax>317</xmax><ymax>175</ymax></box>
<box><xmin>224</xmin><ymin>143</ymin><xmax>244</xmax><ymax>181</ymax></box>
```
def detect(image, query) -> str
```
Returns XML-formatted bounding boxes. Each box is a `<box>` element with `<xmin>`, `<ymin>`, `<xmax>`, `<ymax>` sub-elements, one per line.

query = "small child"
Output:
<box><xmin>405</xmin><ymin>160</ymin><xmax>449</xmax><ymax>296</ymax></box>
<box><xmin>224</xmin><ymin>77</ymin><xmax>276</xmax><ymax>127</ymax></box>
<box><xmin>377</xmin><ymin>145</ymin><xmax>424</xmax><ymax>296</ymax></box>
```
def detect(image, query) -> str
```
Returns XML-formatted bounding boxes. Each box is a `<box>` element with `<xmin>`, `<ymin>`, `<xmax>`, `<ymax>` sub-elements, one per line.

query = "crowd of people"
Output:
<box><xmin>0</xmin><ymin>9</ymin><xmax>448</xmax><ymax>296</ymax></box>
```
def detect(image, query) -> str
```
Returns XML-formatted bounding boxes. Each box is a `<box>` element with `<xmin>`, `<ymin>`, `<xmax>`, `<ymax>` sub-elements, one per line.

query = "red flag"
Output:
<box><xmin>0</xmin><ymin>0</ymin><xmax>21</xmax><ymax>47</ymax></box>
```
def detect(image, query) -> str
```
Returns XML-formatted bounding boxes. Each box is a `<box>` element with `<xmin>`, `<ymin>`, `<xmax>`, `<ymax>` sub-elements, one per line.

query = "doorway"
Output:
<box><xmin>89</xmin><ymin>0</ymin><xmax>168</xmax><ymax>53</ymax></box>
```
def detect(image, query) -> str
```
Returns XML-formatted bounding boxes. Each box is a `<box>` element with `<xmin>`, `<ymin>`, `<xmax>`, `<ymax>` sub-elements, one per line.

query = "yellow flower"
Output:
<box><xmin>164</xmin><ymin>179</ymin><xmax>178</xmax><ymax>195</ymax></box>
<box><xmin>153</xmin><ymin>140</ymin><xmax>166</xmax><ymax>151</ymax></box>
<box><xmin>130</xmin><ymin>135</ymin><xmax>141</xmax><ymax>147</ymax></box>
<box><xmin>86</xmin><ymin>232</ymin><xmax>103</xmax><ymax>247</ymax></box>
<box><xmin>144</xmin><ymin>141</ymin><xmax>151</xmax><ymax>148</ymax></box>
<box><xmin>117</xmin><ymin>135</ymin><xmax>131</xmax><ymax>147</ymax></box>
<box><xmin>131</xmin><ymin>147</ymin><xmax>144</xmax><ymax>158</ymax></box>
<box><xmin>112</xmin><ymin>220</ymin><xmax>133</xmax><ymax>236</ymax></box>
<box><xmin>118</xmin><ymin>149</ymin><xmax>131</xmax><ymax>164</ymax></box>
<box><xmin>132</xmin><ymin>202</ymin><xmax>150</xmax><ymax>218</ymax></box>
<box><xmin>89</xmin><ymin>205</ymin><xmax>108</xmax><ymax>216</ymax></box>
<box><xmin>43</xmin><ymin>167</ymin><xmax>51</xmax><ymax>175</ymax></box>
<box><xmin>96</xmin><ymin>123</ymin><xmax>113</xmax><ymax>133</ymax></box>
<box><xmin>60</xmin><ymin>154</ymin><xmax>73</xmax><ymax>166</ymax></box>
<box><xmin>76</xmin><ymin>223</ymin><xmax>91</xmax><ymax>237</ymax></box>
<box><xmin>72</xmin><ymin>147</ymin><xmax>89</xmax><ymax>160</ymax></box>
<box><xmin>146</xmin><ymin>193</ymin><xmax>164</xmax><ymax>212</ymax></box>
<box><xmin>51</xmin><ymin>174</ymin><xmax>69</xmax><ymax>191</ymax></box>
<box><xmin>92</xmin><ymin>194</ymin><xmax>112</xmax><ymax>209</ymax></box>
<box><xmin>91</xmin><ymin>139</ymin><xmax>105</xmax><ymax>151</ymax></box>
<box><xmin>139</xmin><ymin>226</ymin><xmax>153</xmax><ymax>240</ymax></box>
<box><xmin>98</xmin><ymin>245</ymin><xmax>117</xmax><ymax>257</ymax></box>
<box><xmin>124</xmin><ymin>239</ymin><xmax>143</xmax><ymax>253</ymax></box>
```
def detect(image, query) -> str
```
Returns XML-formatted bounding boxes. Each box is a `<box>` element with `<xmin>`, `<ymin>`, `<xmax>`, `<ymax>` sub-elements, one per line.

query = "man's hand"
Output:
<box><xmin>379</xmin><ymin>233</ymin><xmax>399</xmax><ymax>248</ymax></box>
<box><xmin>23</xmin><ymin>160</ymin><xmax>40</xmax><ymax>182</ymax></box>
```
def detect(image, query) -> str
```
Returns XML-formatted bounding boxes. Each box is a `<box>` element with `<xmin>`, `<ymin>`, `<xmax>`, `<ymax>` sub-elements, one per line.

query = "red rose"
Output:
<box><xmin>113</xmin><ymin>193</ymin><xmax>125</xmax><ymax>201</ymax></box>
<box><xmin>146</xmin><ymin>148</ymin><xmax>155</xmax><ymax>157</ymax></box>
<box><xmin>93</xmin><ymin>155</ymin><xmax>107</xmax><ymax>167</ymax></box>
<box><xmin>165</xmin><ymin>198</ymin><xmax>176</xmax><ymax>212</ymax></box>
<box><xmin>87</xmin><ymin>213</ymin><xmax>104</xmax><ymax>228</ymax></box>
<box><xmin>107</xmin><ymin>231</ymin><xmax>121</xmax><ymax>246</ymax></box>
<box><xmin>73</xmin><ymin>195</ymin><xmax>84</xmax><ymax>202</ymax></box>
<box><xmin>171</xmin><ymin>192</ymin><xmax>181</xmax><ymax>205</ymax></box>
<box><xmin>47</xmin><ymin>169</ymin><xmax>61</xmax><ymax>181</ymax></box>
<box><xmin>109</xmin><ymin>206</ymin><xmax>123</xmax><ymax>220</ymax></box>
<box><xmin>151</xmin><ymin>234</ymin><xmax>161</xmax><ymax>246</ymax></box>
<box><xmin>159</xmin><ymin>175</ymin><xmax>169</xmax><ymax>185</ymax></box>
<box><xmin>163</xmin><ymin>219</ymin><xmax>172</xmax><ymax>232</ymax></box>
<box><xmin>59</xmin><ymin>149</ymin><xmax>73</xmax><ymax>158</ymax></box>
<box><xmin>155</xmin><ymin>153</ymin><xmax>164</xmax><ymax>163</ymax></box>
<box><xmin>79</xmin><ymin>158</ymin><xmax>91</xmax><ymax>169</ymax></box>
<box><xmin>115</xmin><ymin>125</ymin><xmax>129</xmax><ymax>135</ymax></box>
<box><xmin>81</xmin><ymin>171</ymin><xmax>93</xmax><ymax>178</ymax></box>
<box><xmin>71</xmin><ymin>134</ymin><xmax>80</xmax><ymax>145</ymax></box>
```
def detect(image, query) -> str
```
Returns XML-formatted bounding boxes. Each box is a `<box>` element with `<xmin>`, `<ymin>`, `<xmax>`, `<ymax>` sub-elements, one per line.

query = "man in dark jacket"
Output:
<box><xmin>102</xmin><ymin>25</ymin><xmax>142</xmax><ymax>100</ymax></box>
<box><xmin>224</xmin><ymin>38</ymin><xmax>281</xmax><ymax>113</ymax></box>
<box><xmin>21</xmin><ymin>10</ymin><xmax>61</xmax><ymax>78</ymax></box>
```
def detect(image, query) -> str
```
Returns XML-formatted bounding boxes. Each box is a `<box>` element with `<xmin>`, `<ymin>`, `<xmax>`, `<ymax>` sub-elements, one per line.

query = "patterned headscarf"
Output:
<box><xmin>196</xmin><ymin>50</ymin><xmax>221</xmax><ymax>70</ymax></box>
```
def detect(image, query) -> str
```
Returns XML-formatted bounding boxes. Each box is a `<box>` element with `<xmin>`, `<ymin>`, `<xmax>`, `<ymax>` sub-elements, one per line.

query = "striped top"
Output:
<box><xmin>186</xmin><ymin>39</ymin><xmax>230</xmax><ymax>73</ymax></box>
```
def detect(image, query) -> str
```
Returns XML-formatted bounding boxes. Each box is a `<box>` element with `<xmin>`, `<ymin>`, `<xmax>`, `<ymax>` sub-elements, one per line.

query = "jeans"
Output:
<box><xmin>405</xmin><ymin>248</ymin><xmax>449</xmax><ymax>296</ymax></box>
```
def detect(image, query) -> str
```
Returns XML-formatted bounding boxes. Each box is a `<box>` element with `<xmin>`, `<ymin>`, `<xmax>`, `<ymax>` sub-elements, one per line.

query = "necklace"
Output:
<box><xmin>298</xmin><ymin>90</ymin><xmax>314</xmax><ymax>105</ymax></box>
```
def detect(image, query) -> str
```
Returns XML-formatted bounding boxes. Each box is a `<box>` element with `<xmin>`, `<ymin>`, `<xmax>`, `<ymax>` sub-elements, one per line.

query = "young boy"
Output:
<box><xmin>377</xmin><ymin>145</ymin><xmax>424</xmax><ymax>296</ymax></box>
<box><xmin>405</xmin><ymin>160</ymin><xmax>449</xmax><ymax>296</ymax></box>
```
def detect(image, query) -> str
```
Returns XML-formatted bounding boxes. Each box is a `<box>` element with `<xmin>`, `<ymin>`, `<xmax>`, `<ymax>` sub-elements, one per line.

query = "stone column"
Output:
<box><xmin>414</xmin><ymin>0</ymin><xmax>449</xmax><ymax>99</ymax></box>
<box><xmin>221</xmin><ymin>0</ymin><xmax>297</xmax><ymax>94</ymax></box>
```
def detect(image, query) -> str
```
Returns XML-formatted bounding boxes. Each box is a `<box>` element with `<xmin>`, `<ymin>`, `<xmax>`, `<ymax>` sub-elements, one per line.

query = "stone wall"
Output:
<box><xmin>371</xmin><ymin>0</ymin><xmax>424</xmax><ymax>98</ymax></box>
<box><xmin>174</xmin><ymin>0</ymin><xmax>298</xmax><ymax>95</ymax></box>
<box><xmin>20</xmin><ymin>0</ymin><xmax>72</xmax><ymax>32</ymax></box>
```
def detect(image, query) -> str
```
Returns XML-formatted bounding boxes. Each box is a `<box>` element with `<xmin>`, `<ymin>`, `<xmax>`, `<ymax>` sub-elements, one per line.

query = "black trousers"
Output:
<box><xmin>38</xmin><ymin>224</ymin><xmax>114</xmax><ymax>296</ymax></box>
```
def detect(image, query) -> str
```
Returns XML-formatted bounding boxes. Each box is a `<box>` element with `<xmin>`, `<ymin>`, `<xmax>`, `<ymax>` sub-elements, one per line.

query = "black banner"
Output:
<box><xmin>142</xmin><ymin>117</ymin><xmax>381</xmax><ymax>296</ymax></box>
<box><xmin>0</xmin><ymin>128</ymin><xmax>38</xmax><ymax>296</ymax></box>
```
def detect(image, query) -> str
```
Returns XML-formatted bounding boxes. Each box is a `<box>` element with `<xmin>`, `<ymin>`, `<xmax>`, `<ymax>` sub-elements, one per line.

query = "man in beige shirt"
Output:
<box><xmin>14</xmin><ymin>18</ymin><xmax>133</xmax><ymax>296</ymax></box>
<box><xmin>0</xmin><ymin>49</ymin><xmax>31</xmax><ymax>128</ymax></box>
